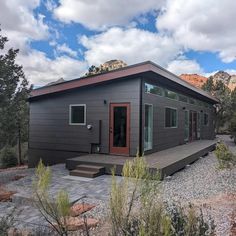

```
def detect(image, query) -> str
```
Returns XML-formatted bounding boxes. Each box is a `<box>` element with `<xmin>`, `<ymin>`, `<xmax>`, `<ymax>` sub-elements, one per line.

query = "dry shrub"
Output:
<box><xmin>109</xmin><ymin>156</ymin><xmax>215</xmax><ymax>236</ymax></box>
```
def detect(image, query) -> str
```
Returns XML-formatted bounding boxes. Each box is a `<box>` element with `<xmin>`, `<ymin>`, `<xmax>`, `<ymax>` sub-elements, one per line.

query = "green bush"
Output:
<box><xmin>229</xmin><ymin>113</ymin><xmax>236</xmax><ymax>144</ymax></box>
<box><xmin>215</xmin><ymin>142</ymin><xmax>236</xmax><ymax>169</ymax></box>
<box><xmin>0</xmin><ymin>146</ymin><xmax>18</xmax><ymax>168</ymax></box>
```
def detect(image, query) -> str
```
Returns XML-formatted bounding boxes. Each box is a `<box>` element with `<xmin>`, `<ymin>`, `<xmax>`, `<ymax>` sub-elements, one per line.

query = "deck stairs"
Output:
<box><xmin>69</xmin><ymin>164</ymin><xmax>105</xmax><ymax>178</ymax></box>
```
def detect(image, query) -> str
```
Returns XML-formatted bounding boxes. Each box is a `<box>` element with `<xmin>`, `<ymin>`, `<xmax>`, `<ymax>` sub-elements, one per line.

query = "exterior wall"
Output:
<box><xmin>29</xmin><ymin>78</ymin><xmax>141</xmax><ymax>167</ymax></box>
<box><xmin>142</xmin><ymin>78</ymin><xmax>215</xmax><ymax>154</ymax></box>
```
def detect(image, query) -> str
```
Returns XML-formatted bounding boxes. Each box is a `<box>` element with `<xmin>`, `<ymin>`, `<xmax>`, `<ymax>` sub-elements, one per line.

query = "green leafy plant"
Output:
<box><xmin>215</xmin><ymin>142</ymin><xmax>236</xmax><ymax>169</ymax></box>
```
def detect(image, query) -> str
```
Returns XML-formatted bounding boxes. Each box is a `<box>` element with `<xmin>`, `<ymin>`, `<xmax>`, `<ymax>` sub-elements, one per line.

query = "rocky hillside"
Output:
<box><xmin>180</xmin><ymin>71</ymin><xmax>236</xmax><ymax>91</ymax></box>
<box><xmin>180</xmin><ymin>74</ymin><xmax>208</xmax><ymax>88</ymax></box>
<box><xmin>85</xmin><ymin>60</ymin><xmax>127</xmax><ymax>76</ymax></box>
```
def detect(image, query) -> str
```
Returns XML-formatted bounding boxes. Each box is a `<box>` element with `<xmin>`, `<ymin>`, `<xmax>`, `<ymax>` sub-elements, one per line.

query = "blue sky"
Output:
<box><xmin>0</xmin><ymin>0</ymin><xmax>236</xmax><ymax>85</ymax></box>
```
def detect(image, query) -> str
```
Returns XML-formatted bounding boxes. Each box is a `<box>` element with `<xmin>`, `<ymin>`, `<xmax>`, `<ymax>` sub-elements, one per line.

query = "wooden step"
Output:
<box><xmin>69</xmin><ymin>169</ymin><xmax>102</xmax><ymax>178</ymax></box>
<box><xmin>76</xmin><ymin>164</ymin><xmax>105</xmax><ymax>174</ymax></box>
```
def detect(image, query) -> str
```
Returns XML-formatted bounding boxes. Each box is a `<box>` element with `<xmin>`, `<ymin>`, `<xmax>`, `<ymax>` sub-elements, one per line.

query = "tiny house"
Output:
<box><xmin>28</xmin><ymin>61</ymin><xmax>217</xmax><ymax>167</ymax></box>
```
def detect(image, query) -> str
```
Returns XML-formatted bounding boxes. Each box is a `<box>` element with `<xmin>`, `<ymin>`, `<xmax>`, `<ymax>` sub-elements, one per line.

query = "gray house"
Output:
<box><xmin>28</xmin><ymin>61</ymin><xmax>218</xmax><ymax>168</ymax></box>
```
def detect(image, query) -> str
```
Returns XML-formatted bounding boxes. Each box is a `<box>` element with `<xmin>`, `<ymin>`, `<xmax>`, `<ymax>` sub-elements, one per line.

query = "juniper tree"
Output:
<box><xmin>0</xmin><ymin>28</ymin><xmax>32</xmax><ymax>164</ymax></box>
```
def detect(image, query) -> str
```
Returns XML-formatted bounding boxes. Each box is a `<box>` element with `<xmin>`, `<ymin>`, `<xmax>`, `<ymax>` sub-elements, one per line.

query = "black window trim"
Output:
<box><xmin>203</xmin><ymin>113</ymin><xmax>209</xmax><ymax>126</ymax></box>
<box><xmin>164</xmin><ymin>107</ymin><xmax>178</xmax><ymax>128</ymax></box>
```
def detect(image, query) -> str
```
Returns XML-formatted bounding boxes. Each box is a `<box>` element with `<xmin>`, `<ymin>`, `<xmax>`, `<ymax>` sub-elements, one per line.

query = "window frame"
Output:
<box><xmin>144</xmin><ymin>83</ymin><xmax>163</xmax><ymax>97</ymax></box>
<box><xmin>69</xmin><ymin>104</ymin><xmax>86</xmax><ymax>125</ymax></box>
<box><xmin>144</xmin><ymin>103</ymin><xmax>153</xmax><ymax>151</ymax></box>
<box><xmin>164</xmin><ymin>89</ymin><xmax>178</xmax><ymax>100</ymax></box>
<box><xmin>203</xmin><ymin>113</ymin><xmax>209</xmax><ymax>126</ymax></box>
<box><xmin>164</xmin><ymin>107</ymin><xmax>178</xmax><ymax>128</ymax></box>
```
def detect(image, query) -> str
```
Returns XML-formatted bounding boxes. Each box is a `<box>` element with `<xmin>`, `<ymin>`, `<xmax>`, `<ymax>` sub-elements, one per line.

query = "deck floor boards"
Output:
<box><xmin>66</xmin><ymin>139</ymin><xmax>217</xmax><ymax>178</ymax></box>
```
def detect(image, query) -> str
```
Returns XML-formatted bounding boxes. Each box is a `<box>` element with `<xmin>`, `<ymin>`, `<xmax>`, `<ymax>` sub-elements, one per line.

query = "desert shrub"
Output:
<box><xmin>215</xmin><ymin>142</ymin><xmax>236</xmax><ymax>169</ymax></box>
<box><xmin>0</xmin><ymin>208</ymin><xmax>16</xmax><ymax>235</ymax></box>
<box><xmin>109</xmin><ymin>156</ymin><xmax>215</xmax><ymax>236</ymax></box>
<box><xmin>33</xmin><ymin>160</ymin><xmax>71</xmax><ymax>236</ymax></box>
<box><xmin>167</xmin><ymin>203</ymin><xmax>215</xmax><ymax>236</ymax></box>
<box><xmin>0</xmin><ymin>146</ymin><xmax>18</xmax><ymax>168</ymax></box>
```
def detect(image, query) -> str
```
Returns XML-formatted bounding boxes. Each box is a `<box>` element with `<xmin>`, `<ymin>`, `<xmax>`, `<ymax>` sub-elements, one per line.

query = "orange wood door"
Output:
<box><xmin>109</xmin><ymin>103</ymin><xmax>130</xmax><ymax>155</ymax></box>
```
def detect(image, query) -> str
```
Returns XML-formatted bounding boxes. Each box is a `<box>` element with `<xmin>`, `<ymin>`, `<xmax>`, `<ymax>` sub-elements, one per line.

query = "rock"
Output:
<box><xmin>70</xmin><ymin>203</ymin><xmax>95</xmax><ymax>217</ymax></box>
<box><xmin>53</xmin><ymin>217</ymin><xmax>99</xmax><ymax>231</ymax></box>
<box><xmin>0</xmin><ymin>187</ymin><xmax>16</xmax><ymax>202</ymax></box>
<box><xmin>180</xmin><ymin>74</ymin><xmax>208</xmax><ymax>88</ymax></box>
<box><xmin>8</xmin><ymin>228</ymin><xmax>32</xmax><ymax>236</ymax></box>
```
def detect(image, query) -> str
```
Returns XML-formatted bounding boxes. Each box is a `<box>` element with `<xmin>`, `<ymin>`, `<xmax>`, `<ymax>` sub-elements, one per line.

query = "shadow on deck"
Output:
<box><xmin>66</xmin><ymin>140</ymin><xmax>217</xmax><ymax>179</ymax></box>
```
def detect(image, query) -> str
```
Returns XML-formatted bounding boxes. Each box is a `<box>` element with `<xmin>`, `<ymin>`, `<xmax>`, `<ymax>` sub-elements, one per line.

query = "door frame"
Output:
<box><xmin>109</xmin><ymin>103</ymin><xmax>130</xmax><ymax>155</ymax></box>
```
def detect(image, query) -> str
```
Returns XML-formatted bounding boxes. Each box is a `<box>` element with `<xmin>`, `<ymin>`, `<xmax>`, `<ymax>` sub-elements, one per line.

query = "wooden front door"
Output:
<box><xmin>109</xmin><ymin>103</ymin><xmax>130</xmax><ymax>155</ymax></box>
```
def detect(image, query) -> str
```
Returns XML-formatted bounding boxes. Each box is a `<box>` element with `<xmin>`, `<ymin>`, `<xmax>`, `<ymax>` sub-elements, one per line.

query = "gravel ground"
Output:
<box><xmin>0</xmin><ymin>135</ymin><xmax>235</xmax><ymax>235</ymax></box>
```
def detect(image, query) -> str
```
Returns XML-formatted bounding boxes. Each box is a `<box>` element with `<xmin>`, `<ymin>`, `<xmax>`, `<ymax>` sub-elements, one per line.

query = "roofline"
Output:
<box><xmin>30</xmin><ymin>60</ymin><xmax>218</xmax><ymax>103</ymax></box>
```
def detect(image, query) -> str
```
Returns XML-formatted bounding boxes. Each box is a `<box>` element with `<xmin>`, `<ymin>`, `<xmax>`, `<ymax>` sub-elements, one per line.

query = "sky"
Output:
<box><xmin>0</xmin><ymin>0</ymin><xmax>236</xmax><ymax>86</ymax></box>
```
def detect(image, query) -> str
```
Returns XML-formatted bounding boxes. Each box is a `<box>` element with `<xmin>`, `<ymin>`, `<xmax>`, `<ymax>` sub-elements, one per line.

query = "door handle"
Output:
<box><xmin>109</xmin><ymin>127</ymin><xmax>113</xmax><ymax>133</ymax></box>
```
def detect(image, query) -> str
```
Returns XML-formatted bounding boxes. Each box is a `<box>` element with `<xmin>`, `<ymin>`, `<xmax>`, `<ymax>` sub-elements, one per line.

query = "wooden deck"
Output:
<box><xmin>66</xmin><ymin>140</ymin><xmax>216</xmax><ymax>179</ymax></box>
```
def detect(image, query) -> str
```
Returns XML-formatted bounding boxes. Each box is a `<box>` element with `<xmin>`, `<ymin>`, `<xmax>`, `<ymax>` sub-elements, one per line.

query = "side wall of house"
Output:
<box><xmin>142</xmin><ymin>77</ymin><xmax>215</xmax><ymax>154</ymax></box>
<box><xmin>29</xmin><ymin>78</ymin><xmax>141</xmax><ymax>167</ymax></box>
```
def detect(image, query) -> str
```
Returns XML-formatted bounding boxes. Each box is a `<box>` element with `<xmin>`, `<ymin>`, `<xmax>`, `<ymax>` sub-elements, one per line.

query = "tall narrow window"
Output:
<box><xmin>197</xmin><ymin>112</ymin><xmax>201</xmax><ymax>139</ymax></box>
<box><xmin>165</xmin><ymin>108</ymin><xmax>177</xmax><ymax>128</ymax></box>
<box><xmin>144</xmin><ymin>104</ymin><xmax>153</xmax><ymax>151</ymax></box>
<box><xmin>184</xmin><ymin>110</ymin><xmax>189</xmax><ymax>141</ymax></box>
<box><xmin>204</xmin><ymin>113</ymin><xmax>209</xmax><ymax>126</ymax></box>
<box><xmin>69</xmin><ymin>104</ymin><xmax>86</xmax><ymax>125</ymax></box>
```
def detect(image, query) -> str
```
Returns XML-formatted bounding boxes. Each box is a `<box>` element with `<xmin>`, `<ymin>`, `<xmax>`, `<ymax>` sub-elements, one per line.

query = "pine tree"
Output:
<box><xmin>202</xmin><ymin>76</ymin><xmax>214</xmax><ymax>92</ymax></box>
<box><xmin>0</xmin><ymin>28</ymin><xmax>32</xmax><ymax>164</ymax></box>
<box><xmin>202</xmin><ymin>78</ymin><xmax>231</xmax><ymax>132</ymax></box>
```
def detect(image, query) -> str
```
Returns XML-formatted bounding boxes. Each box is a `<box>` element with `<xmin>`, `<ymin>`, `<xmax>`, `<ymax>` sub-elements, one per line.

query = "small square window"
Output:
<box><xmin>69</xmin><ymin>105</ymin><xmax>86</xmax><ymax>125</ymax></box>
<box><xmin>165</xmin><ymin>108</ymin><xmax>177</xmax><ymax>128</ymax></box>
<box><xmin>204</xmin><ymin>113</ymin><xmax>209</xmax><ymax>126</ymax></box>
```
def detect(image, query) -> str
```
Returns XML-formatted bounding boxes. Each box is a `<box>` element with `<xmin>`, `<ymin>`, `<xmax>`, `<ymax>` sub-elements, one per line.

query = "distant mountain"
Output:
<box><xmin>46</xmin><ymin>78</ymin><xmax>65</xmax><ymax>86</ymax></box>
<box><xmin>180</xmin><ymin>71</ymin><xmax>236</xmax><ymax>91</ymax></box>
<box><xmin>180</xmin><ymin>74</ymin><xmax>208</xmax><ymax>88</ymax></box>
<box><xmin>85</xmin><ymin>59</ymin><xmax>127</xmax><ymax>76</ymax></box>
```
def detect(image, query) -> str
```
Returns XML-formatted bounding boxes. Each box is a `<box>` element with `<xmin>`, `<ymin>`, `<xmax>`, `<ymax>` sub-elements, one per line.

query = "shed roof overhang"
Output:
<box><xmin>30</xmin><ymin>61</ymin><xmax>218</xmax><ymax>104</ymax></box>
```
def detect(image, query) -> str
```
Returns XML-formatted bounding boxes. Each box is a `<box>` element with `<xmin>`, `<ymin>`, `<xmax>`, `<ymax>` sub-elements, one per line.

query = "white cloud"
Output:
<box><xmin>0</xmin><ymin>0</ymin><xmax>49</xmax><ymax>51</ymax></box>
<box><xmin>54</xmin><ymin>0</ymin><xmax>164</xmax><ymax>30</ymax></box>
<box><xmin>157</xmin><ymin>0</ymin><xmax>236</xmax><ymax>63</ymax></box>
<box><xmin>167</xmin><ymin>59</ymin><xmax>203</xmax><ymax>75</ymax></box>
<box><xmin>17</xmin><ymin>50</ymin><xmax>87</xmax><ymax>86</ymax></box>
<box><xmin>56</xmin><ymin>43</ymin><xmax>78</xmax><ymax>57</ymax></box>
<box><xmin>44</xmin><ymin>0</ymin><xmax>57</xmax><ymax>11</ymax></box>
<box><xmin>80</xmin><ymin>27</ymin><xmax>181</xmax><ymax>67</ymax></box>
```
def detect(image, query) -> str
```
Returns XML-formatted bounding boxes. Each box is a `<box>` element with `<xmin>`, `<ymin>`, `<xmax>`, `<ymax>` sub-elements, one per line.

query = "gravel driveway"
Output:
<box><xmin>0</xmin><ymin>135</ymin><xmax>235</xmax><ymax>235</ymax></box>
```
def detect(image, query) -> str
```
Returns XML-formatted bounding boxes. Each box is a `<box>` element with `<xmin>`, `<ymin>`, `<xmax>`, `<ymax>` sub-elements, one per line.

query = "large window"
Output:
<box><xmin>144</xmin><ymin>82</ymin><xmax>212</xmax><ymax>110</ymax></box>
<box><xmin>164</xmin><ymin>90</ymin><xmax>178</xmax><ymax>100</ymax></box>
<box><xmin>204</xmin><ymin>113</ymin><xmax>209</xmax><ymax>126</ymax></box>
<box><xmin>144</xmin><ymin>104</ymin><xmax>153</xmax><ymax>151</ymax></box>
<box><xmin>165</xmin><ymin>107</ymin><xmax>177</xmax><ymax>128</ymax></box>
<box><xmin>145</xmin><ymin>83</ymin><xmax>163</xmax><ymax>96</ymax></box>
<box><xmin>179</xmin><ymin>94</ymin><xmax>188</xmax><ymax>103</ymax></box>
<box><xmin>69</xmin><ymin>104</ymin><xmax>86</xmax><ymax>125</ymax></box>
<box><xmin>184</xmin><ymin>110</ymin><xmax>189</xmax><ymax>141</ymax></box>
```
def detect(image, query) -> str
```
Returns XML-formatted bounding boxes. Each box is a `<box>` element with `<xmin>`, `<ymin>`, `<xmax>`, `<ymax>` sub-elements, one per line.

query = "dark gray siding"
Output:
<box><xmin>142</xmin><ymin>78</ymin><xmax>215</xmax><ymax>154</ymax></box>
<box><xmin>29</xmin><ymin>78</ymin><xmax>141</xmax><ymax>167</ymax></box>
